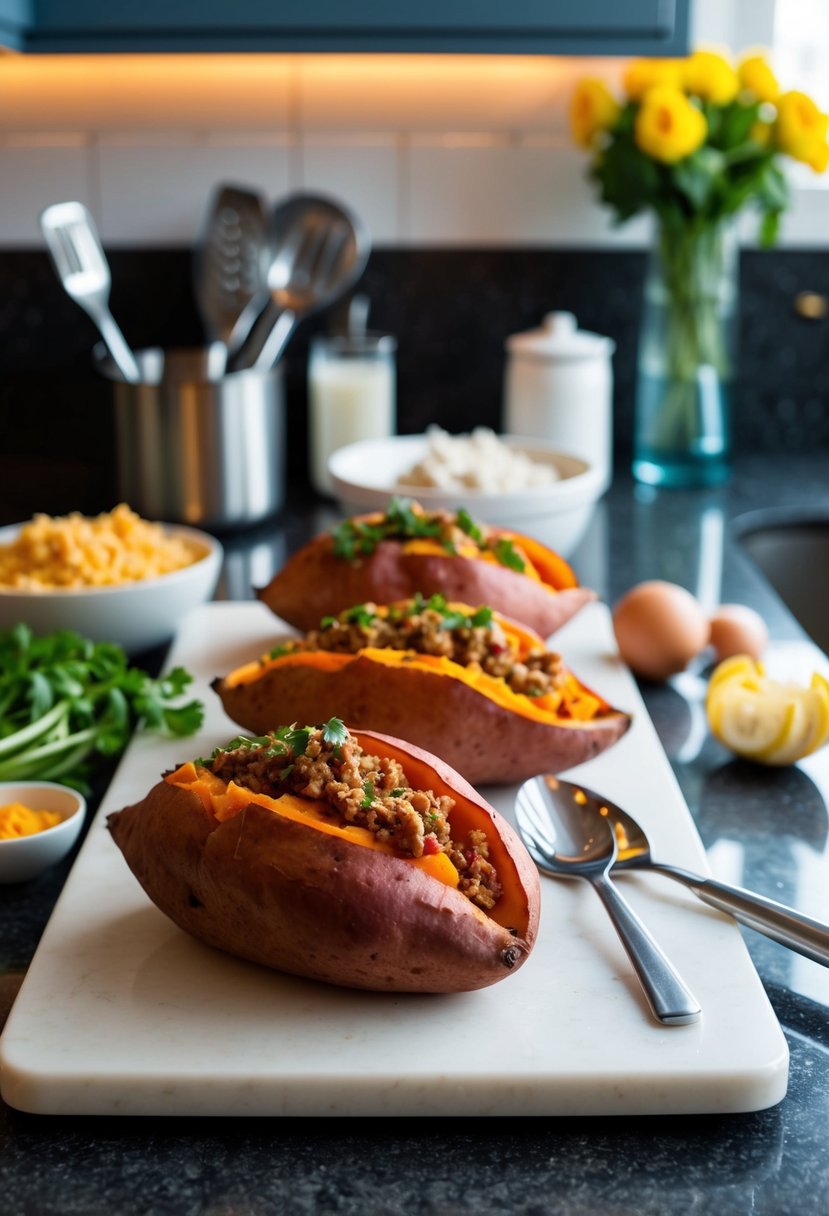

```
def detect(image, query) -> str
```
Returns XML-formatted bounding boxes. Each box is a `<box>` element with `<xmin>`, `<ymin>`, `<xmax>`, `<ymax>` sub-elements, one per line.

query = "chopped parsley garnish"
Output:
<box><xmin>390</xmin><ymin>787</ymin><xmax>406</xmax><ymax>798</ymax></box>
<box><xmin>470</xmin><ymin>605</ymin><xmax>494</xmax><ymax>628</ymax></box>
<box><xmin>361</xmin><ymin>779</ymin><xmax>375</xmax><ymax>808</ymax></box>
<box><xmin>456</xmin><ymin>507</ymin><xmax>484</xmax><ymax>545</ymax></box>
<box><xmin>321</xmin><ymin>717</ymin><xmax>349</xmax><ymax>747</ymax></box>
<box><xmin>492</xmin><ymin>537</ymin><xmax>526</xmax><ymax>572</ymax></box>
<box><xmin>267</xmin><ymin>642</ymin><xmax>296</xmax><ymax>660</ymax></box>
<box><xmin>342</xmin><ymin>603</ymin><xmax>378</xmax><ymax>629</ymax></box>
<box><xmin>330</xmin><ymin>499</ymin><xmax>529</xmax><ymax>576</ymax></box>
<box><xmin>202</xmin><ymin>722</ymin><xmax>315</xmax><ymax>766</ymax></box>
<box><xmin>404</xmin><ymin>592</ymin><xmax>493</xmax><ymax>634</ymax></box>
<box><xmin>331</xmin><ymin>518</ymin><xmax>387</xmax><ymax>560</ymax></box>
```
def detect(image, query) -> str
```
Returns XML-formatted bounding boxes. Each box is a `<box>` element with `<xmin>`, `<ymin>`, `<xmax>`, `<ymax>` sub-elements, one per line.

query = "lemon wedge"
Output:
<box><xmin>706</xmin><ymin>656</ymin><xmax>829</xmax><ymax>765</ymax></box>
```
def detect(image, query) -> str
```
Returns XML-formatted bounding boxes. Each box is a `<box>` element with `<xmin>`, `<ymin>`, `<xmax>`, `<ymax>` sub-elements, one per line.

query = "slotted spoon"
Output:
<box><xmin>194</xmin><ymin>183</ymin><xmax>268</xmax><ymax>377</ymax></box>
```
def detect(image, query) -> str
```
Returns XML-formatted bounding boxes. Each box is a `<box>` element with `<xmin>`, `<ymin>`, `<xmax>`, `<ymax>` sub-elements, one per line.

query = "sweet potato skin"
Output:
<box><xmin>257</xmin><ymin>538</ymin><xmax>594</xmax><ymax>637</ymax></box>
<box><xmin>214</xmin><ymin>656</ymin><xmax>631</xmax><ymax>786</ymax></box>
<box><xmin>107</xmin><ymin>730</ymin><xmax>540</xmax><ymax>994</ymax></box>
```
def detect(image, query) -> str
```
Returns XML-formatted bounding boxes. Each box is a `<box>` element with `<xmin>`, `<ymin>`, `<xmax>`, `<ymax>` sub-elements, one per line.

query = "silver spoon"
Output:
<box><xmin>515</xmin><ymin>776</ymin><xmax>701</xmax><ymax>1026</ymax></box>
<box><xmin>40</xmin><ymin>200</ymin><xmax>141</xmax><ymax>383</ymax></box>
<box><xmin>549</xmin><ymin>778</ymin><xmax>829</xmax><ymax>967</ymax></box>
<box><xmin>229</xmin><ymin>193</ymin><xmax>370</xmax><ymax>373</ymax></box>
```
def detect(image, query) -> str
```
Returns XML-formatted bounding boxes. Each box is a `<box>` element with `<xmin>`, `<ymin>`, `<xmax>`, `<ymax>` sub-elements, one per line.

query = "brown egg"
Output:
<box><xmin>708</xmin><ymin>603</ymin><xmax>769</xmax><ymax>662</ymax></box>
<box><xmin>612</xmin><ymin>580</ymin><xmax>709</xmax><ymax>682</ymax></box>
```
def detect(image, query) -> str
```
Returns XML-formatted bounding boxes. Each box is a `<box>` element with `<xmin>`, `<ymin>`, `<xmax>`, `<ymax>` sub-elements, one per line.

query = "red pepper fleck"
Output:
<box><xmin>423</xmin><ymin>834</ymin><xmax>440</xmax><ymax>855</ymax></box>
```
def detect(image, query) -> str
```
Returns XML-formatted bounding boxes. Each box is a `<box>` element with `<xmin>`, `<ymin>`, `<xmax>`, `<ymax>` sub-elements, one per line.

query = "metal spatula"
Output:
<box><xmin>194</xmin><ymin>183</ymin><xmax>268</xmax><ymax>377</ymax></box>
<box><xmin>39</xmin><ymin>200</ymin><xmax>141</xmax><ymax>383</ymax></box>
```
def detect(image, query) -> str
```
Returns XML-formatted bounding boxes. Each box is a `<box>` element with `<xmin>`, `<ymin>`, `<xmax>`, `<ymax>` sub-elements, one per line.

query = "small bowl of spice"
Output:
<box><xmin>0</xmin><ymin>781</ymin><xmax>86</xmax><ymax>883</ymax></box>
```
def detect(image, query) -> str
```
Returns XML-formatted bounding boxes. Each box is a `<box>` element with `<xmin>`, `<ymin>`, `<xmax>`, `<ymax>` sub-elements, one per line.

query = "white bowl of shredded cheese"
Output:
<box><xmin>0</xmin><ymin>782</ymin><xmax>86</xmax><ymax>883</ymax></box>
<box><xmin>329</xmin><ymin>429</ymin><xmax>606</xmax><ymax>555</ymax></box>
<box><xmin>0</xmin><ymin>505</ymin><xmax>222</xmax><ymax>653</ymax></box>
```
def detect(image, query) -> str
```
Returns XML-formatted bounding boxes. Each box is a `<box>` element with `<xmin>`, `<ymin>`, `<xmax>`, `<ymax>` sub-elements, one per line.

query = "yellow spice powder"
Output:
<box><xmin>0</xmin><ymin>802</ymin><xmax>62</xmax><ymax>839</ymax></box>
<box><xmin>0</xmin><ymin>503</ymin><xmax>203</xmax><ymax>590</ymax></box>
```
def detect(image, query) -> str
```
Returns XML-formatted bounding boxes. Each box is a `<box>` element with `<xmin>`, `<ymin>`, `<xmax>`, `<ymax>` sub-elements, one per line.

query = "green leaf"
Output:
<box><xmin>321</xmin><ymin>717</ymin><xmax>349</xmax><ymax>747</ymax></box>
<box><xmin>492</xmin><ymin>538</ymin><xmax>526</xmax><ymax>573</ymax></box>
<box><xmin>672</xmin><ymin>147</ymin><xmax>726</xmax><ymax>214</ymax></box>
<box><xmin>26</xmin><ymin>671</ymin><xmax>54</xmax><ymax>719</ymax></box>
<box><xmin>591</xmin><ymin>133</ymin><xmax>662</xmax><ymax>223</ymax></box>
<box><xmin>280</xmin><ymin>725</ymin><xmax>312</xmax><ymax>756</ymax></box>
<box><xmin>757</xmin><ymin>162</ymin><xmax>789</xmax><ymax>212</ymax></box>
<box><xmin>716</xmin><ymin>101</ymin><xmax>760</xmax><ymax>151</ymax></box>
<box><xmin>161</xmin><ymin>702</ymin><xmax>205</xmax><ymax>737</ymax></box>
<box><xmin>455</xmin><ymin>507</ymin><xmax>484</xmax><ymax>545</ymax></box>
<box><xmin>343</xmin><ymin>603</ymin><xmax>378</xmax><ymax>628</ymax></box>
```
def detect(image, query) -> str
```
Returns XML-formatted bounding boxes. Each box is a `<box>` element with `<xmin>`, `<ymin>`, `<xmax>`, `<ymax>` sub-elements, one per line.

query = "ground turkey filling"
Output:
<box><xmin>278</xmin><ymin>597</ymin><xmax>566</xmax><ymax>700</ymax></box>
<box><xmin>207</xmin><ymin>724</ymin><xmax>502</xmax><ymax>912</ymax></box>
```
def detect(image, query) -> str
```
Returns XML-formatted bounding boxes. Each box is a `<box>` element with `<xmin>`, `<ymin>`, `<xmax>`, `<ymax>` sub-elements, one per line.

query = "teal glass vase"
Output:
<box><xmin>633</xmin><ymin>219</ymin><xmax>736</xmax><ymax>488</ymax></box>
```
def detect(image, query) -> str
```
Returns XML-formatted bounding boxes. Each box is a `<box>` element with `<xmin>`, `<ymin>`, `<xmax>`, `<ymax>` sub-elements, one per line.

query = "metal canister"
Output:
<box><xmin>98</xmin><ymin>347</ymin><xmax>285</xmax><ymax>530</ymax></box>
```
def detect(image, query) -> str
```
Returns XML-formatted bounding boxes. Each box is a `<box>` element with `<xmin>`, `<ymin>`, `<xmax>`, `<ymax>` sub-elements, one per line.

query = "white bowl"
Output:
<box><xmin>328</xmin><ymin>435</ymin><xmax>605</xmax><ymax>556</ymax></box>
<box><xmin>0</xmin><ymin>782</ymin><xmax>86</xmax><ymax>883</ymax></box>
<box><xmin>0</xmin><ymin>523</ymin><xmax>223</xmax><ymax>654</ymax></box>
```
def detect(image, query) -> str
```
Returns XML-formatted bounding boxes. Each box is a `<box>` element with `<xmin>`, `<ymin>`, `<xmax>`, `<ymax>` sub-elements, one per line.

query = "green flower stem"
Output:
<box><xmin>645</xmin><ymin>219</ymin><xmax>735</xmax><ymax>453</ymax></box>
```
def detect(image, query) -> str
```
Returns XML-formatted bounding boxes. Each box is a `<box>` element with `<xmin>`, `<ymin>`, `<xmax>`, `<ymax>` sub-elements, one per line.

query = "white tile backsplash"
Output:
<box><xmin>0</xmin><ymin>54</ymin><xmax>826</xmax><ymax>249</ymax></box>
<box><xmin>300</xmin><ymin>134</ymin><xmax>401</xmax><ymax>244</ymax></box>
<box><xmin>0</xmin><ymin>137</ymin><xmax>93</xmax><ymax>245</ymax></box>
<box><xmin>95</xmin><ymin>133</ymin><xmax>294</xmax><ymax>245</ymax></box>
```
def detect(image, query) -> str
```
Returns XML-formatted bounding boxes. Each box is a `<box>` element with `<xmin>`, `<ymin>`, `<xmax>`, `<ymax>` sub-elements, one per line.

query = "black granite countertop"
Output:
<box><xmin>1</xmin><ymin>452</ymin><xmax>829</xmax><ymax>1215</ymax></box>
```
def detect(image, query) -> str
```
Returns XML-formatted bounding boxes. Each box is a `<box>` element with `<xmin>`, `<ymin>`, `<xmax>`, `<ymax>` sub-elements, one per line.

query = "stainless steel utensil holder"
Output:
<box><xmin>98</xmin><ymin>346</ymin><xmax>285</xmax><ymax>530</ymax></box>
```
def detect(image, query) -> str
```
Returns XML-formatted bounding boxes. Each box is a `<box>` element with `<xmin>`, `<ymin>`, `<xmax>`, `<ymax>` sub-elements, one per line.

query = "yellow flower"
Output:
<box><xmin>775</xmin><ymin>90</ymin><xmax>829</xmax><ymax>163</ymax></box>
<box><xmin>738</xmin><ymin>54</ymin><xmax>779</xmax><ymax>103</ymax></box>
<box><xmin>622</xmin><ymin>58</ymin><xmax>684</xmax><ymax>101</ymax></box>
<box><xmin>684</xmin><ymin>50</ymin><xmax>740</xmax><ymax>105</ymax></box>
<box><xmin>807</xmin><ymin>141</ymin><xmax>829</xmax><ymax>174</ymax></box>
<box><xmin>570</xmin><ymin>78</ymin><xmax>621</xmax><ymax>148</ymax></box>
<box><xmin>634</xmin><ymin>87</ymin><xmax>707</xmax><ymax>163</ymax></box>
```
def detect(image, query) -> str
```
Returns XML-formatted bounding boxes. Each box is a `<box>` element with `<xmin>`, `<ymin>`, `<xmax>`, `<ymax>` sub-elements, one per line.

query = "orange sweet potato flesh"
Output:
<box><xmin>213</xmin><ymin>631</ymin><xmax>631</xmax><ymax>786</ymax></box>
<box><xmin>107</xmin><ymin>729</ymin><xmax>540</xmax><ymax>994</ymax></box>
<box><xmin>258</xmin><ymin>530</ymin><xmax>595</xmax><ymax>637</ymax></box>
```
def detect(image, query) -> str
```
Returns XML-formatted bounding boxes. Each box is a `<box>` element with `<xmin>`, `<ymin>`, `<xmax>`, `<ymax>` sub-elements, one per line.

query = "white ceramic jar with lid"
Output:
<box><xmin>503</xmin><ymin>311</ymin><xmax>615</xmax><ymax>493</ymax></box>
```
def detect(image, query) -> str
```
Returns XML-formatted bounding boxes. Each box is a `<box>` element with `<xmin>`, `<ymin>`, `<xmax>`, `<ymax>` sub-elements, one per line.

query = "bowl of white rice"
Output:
<box><xmin>328</xmin><ymin>428</ymin><xmax>606</xmax><ymax>556</ymax></box>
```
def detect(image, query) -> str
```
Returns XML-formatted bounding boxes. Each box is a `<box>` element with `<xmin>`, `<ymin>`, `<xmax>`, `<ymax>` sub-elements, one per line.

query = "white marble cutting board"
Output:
<box><xmin>0</xmin><ymin>601</ymin><xmax>788</xmax><ymax>1116</ymax></box>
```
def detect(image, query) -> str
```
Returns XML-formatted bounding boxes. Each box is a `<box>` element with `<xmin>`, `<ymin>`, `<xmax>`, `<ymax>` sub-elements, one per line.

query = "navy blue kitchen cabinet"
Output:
<box><xmin>0</xmin><ymin>0</ymin><xmax>31</xmax><ymax>50</ymax></box>
<box><xmin>6</xmin><ymin>1</ymin><xmax>689</xmax><ymax>55</ymax></box>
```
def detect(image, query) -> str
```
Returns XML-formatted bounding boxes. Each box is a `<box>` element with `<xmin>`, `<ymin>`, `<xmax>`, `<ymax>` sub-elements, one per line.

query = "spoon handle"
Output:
<box><xmin>591</xmin><ymin>872</ymin><xmax>702</xmax><ymax>1026</ymax></box>
<box><xmin>650</xmin><ymin>863</ymin><xmax>829</xmax><ymax>967</ymax></box>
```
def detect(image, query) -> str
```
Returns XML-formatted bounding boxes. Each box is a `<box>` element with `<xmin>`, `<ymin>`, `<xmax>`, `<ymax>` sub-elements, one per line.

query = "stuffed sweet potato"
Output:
<box><xmin>213</xmin><ymin>595</ymin><xmax>631</xmax><ymax>785</ymax></box>
<box><xmin>257</xmin><ymin>498</ymin><xmax>594</xmax><ymax>637</ymax></box>
<box><xmin>108</xmin><ymin>720</ymin><xmax>540</xmax><ymax>993</ymax></box>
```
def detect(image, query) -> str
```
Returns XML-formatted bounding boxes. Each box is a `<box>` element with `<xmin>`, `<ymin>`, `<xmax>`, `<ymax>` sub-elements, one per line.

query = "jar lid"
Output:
<box><xmin>505</xmin><ymin>311</ymin><xmax>615</xmax><ymax>361</ymax></box>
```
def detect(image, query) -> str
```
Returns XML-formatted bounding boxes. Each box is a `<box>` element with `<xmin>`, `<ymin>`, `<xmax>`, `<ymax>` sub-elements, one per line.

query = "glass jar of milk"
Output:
<box><xmin>308</xmin><ymin>333</ymin><xmax>397</xmax><ymax>496</ymax></box>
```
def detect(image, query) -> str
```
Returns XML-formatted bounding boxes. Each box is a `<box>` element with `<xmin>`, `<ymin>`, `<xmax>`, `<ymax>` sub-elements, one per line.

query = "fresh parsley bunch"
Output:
<box><xmin>0</xmin><ymin>624</ymin><xmax>204</xmax><ymax>792</ymax></box>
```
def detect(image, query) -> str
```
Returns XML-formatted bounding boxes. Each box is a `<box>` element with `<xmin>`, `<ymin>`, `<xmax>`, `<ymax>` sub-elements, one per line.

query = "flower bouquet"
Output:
<box><xmin>571</xmin><ymin>50</ymin><xmax>828</xmax><ymax>486</ymax></box>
